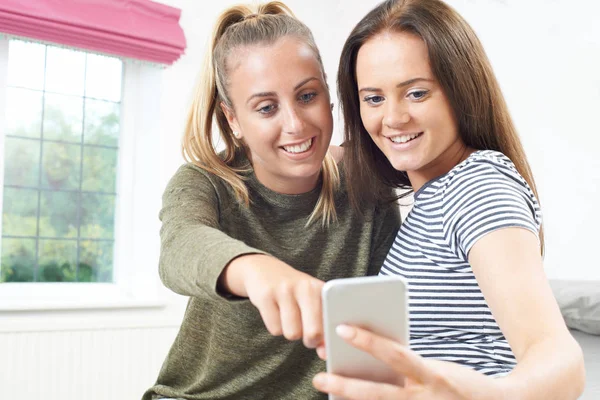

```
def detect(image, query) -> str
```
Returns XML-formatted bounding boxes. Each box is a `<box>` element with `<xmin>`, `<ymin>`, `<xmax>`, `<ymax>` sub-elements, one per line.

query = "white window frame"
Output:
<box><xmin>0</xmin><ymin>37</ymin><xmax>166</xmax><ymax>311</ymax></box>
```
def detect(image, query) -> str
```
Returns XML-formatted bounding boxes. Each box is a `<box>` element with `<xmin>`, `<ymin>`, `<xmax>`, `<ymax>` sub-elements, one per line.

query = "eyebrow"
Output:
<box><xmin>246</xmin><ymin>77</ymin><xmax>319</xmax><ymax>104</ymax></box>
<box><xmin>294</xmin><ymin>77</ymin><xmax>319</xmax><ymax>91</ymax></box>
<box><xmin>358</xmin><ymin>77</ymin><xmax>433</xmax><ymax>93</ymax></box>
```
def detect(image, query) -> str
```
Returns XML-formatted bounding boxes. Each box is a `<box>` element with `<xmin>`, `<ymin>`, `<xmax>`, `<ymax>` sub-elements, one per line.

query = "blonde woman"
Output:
<box><xmin>313</xmin><ymin>0</ymin><xmax>585</xmax><ymax>398</ymax></box>
<box><xmin>143</xmin><ymin>2</ymin><xmax>400</xmax><ymax>399</ymax></box>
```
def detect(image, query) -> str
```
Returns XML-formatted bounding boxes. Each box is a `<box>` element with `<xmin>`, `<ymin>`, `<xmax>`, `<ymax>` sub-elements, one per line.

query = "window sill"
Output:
<box><xmin>0</xmin><ymin>287</ymin><xmax>187</xmax><ymax>333</ymax></box>
<box><xmin>0</xmin><ymin>297</ymin><xmax>166</xmax><ymax>312</ymax></box>
<box><xmin>0</xmin><ymin>282</ymin><xmax>168</xmax><ymax>312</ymax></box>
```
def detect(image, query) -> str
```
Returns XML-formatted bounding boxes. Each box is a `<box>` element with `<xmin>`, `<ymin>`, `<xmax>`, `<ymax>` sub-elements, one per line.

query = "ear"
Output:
<box><xmin>220</xmin><ymin>101</ymin><xmax>242</xmax><ymax>138</ymax></box>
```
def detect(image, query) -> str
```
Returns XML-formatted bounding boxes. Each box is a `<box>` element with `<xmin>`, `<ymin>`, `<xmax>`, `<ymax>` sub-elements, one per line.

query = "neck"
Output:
<box><xmin>254</xmin><ymin>168</ymin><xmax>321</xmax><ymax>195</ymax></box>
<box><xmin>408</xmin><ymin>141</ymin><xmax>474</xmax><ymax>193</ymax></box>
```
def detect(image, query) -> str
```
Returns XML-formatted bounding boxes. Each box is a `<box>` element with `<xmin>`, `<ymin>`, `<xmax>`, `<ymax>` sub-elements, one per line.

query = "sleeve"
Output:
<box><xmin>442</xmin><ymin>163</ymin><xmax>542</xmax><ymax>259</ymax></box>
<box><xmin>158</xmin><ymin>164</ymin><xmax>267</xmax><ymax>300</ymax></box>
<box><xmin>368</xmin><ymin>196</ymin><xmax>402</xmax><ymax>275</ymax></box>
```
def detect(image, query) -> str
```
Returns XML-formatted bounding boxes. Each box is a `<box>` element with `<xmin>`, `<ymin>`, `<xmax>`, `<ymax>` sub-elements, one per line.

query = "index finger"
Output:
<box><xmin>336</xmin><ymin>324</ymin><xmax>431</xmax><ymax>383</ymax></box>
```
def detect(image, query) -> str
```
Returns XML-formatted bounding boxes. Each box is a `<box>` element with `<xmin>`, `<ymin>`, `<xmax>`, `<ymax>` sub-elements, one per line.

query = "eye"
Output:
<box><xmin>299</xmin><ymin>92</ymin><xmax>317</xmax><ymax>104</ymax></box>
<box><xmin>407</xmin><ymin>89</ymin><xmax>429</xmax><ymax>101</ymax></box>
<box><xmin>363</xmin><ymin>95</ymin><xmax>385</xmax><ymax>106</ymax></box>
<box><xmin>258</xmin><ymin>103</ymin><xmax>277</xmax><ymax>115</ymax></box>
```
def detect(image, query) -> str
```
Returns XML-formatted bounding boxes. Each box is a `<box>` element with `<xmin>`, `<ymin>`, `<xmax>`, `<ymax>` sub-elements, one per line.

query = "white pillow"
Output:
<box><xmin>550</xmin><ymin>280</ymin><xmax>600</xmax><ymax>335</ymax></box>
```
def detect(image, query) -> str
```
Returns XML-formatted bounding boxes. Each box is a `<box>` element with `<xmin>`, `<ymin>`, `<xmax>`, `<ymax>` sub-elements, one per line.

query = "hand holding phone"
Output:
<box><xmin>322</xmin><ymin>276</ymin><xmax>409</xmax><ymax>399</ymax></box>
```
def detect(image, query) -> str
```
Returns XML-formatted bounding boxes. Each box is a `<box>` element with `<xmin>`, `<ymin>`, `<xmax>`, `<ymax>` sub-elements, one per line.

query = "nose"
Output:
<box><xmin>281</xmin><ymin>103</ymin><xmax>306</xmax><ymax>134</ymax></box>
<box><xmin>383</xmin><ymin>99</ymin><xmax>410</xmax><ymax>129</ymax></box>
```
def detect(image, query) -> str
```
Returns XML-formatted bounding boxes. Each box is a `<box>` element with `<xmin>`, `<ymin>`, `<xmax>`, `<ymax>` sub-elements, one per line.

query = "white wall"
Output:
<box><xmin>159</xmin><ymin>0</ymin><xmax>600</xmax><ymax>281</ymax></box>
<box><xmin>0</xmin><ymin>326</ymin><xmax>178</xmax><ymax>400</ymax></box>
<box><xmin>443</xmin><ymin>0</ymin><xmax>600</xmax><ymax>280</ymax></box>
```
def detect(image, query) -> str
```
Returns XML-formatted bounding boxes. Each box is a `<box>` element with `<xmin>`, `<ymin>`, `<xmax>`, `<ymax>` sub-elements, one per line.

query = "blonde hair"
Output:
<box><xmin>182</xmin><ymin>2</ymin><xmax>340</xmax><ymax>227</ymax></box>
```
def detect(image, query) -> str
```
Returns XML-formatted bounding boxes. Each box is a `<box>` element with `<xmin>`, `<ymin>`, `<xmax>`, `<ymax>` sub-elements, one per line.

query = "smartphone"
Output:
<box><xmin>322</xmin><ymin>275</ymin><xmax>409</xmax><ymax>399</ymax></box>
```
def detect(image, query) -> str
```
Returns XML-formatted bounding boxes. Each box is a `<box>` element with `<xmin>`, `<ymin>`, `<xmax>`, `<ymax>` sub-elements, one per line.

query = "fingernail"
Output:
<box><xmin>313</xmin><ymin>373</ymin><xmax>328</xmax><ymax>387</ymax></box>
<box><xmin>336</xmin><ymin>324</ymin><xmax>355</xmax><ymax>339</ymax></box>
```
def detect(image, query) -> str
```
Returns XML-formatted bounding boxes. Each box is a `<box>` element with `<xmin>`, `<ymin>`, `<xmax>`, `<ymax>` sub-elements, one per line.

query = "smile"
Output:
<box><xmin>282</xmin><ymin>138</ymin><xmax>314</xmax><ymax>154</ymax></box>
<box><xmin>388</xmin><ymin>132</ymin><xmax>423</xmax><ymax>144</ymax></box>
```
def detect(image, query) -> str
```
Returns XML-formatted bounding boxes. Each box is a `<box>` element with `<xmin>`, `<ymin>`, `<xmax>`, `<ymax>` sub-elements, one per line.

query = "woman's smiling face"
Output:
<box><xmin>356</xmin><ymin>30</ymin><xmax>466</xmax><ymax>188</ymax></box>
<box><xmin>223</xmin><ymin>36</ymin><xmax>333</xmax><ymax>194</ymax></box>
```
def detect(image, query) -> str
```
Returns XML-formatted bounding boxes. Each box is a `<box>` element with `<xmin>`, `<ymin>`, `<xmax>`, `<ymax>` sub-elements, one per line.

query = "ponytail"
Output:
<box><xmin>182</xmin><ymin>2</ymin><xmax>340</xmax><ymax>226</ymax></box>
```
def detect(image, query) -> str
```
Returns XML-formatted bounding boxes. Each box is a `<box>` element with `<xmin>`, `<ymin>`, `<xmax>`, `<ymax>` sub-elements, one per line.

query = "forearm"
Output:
<box><xmin>158</xmin><ymin>165</ymin><xmax>272</xmax><ymax>298</ymax></box>
<box><xmin>497</xmin><ymin>334</ymin><xmax>585</xmax><ymax>400</ymax></box>
<box><xmin>159</xmin><ymin>223</ymin><xmax>265</xmax><ymax>298</ymax></box>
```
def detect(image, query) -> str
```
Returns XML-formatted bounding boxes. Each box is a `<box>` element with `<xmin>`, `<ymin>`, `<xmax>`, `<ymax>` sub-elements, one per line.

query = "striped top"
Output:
<box><xmin>380</xmin><ymin>150</ymin><xmax>542</xmax><ymax>376</ymax></box>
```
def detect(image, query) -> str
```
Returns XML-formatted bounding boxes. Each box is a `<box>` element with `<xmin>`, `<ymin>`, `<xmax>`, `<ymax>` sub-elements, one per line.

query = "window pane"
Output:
<box><xmin>3</xmin><ymin>43</ymin><xmax>123</xmax><ymax>285</ymax></box>
<box><xmin>1</xmin><ymin>238</ymin><xmax>36</xmax><ymax>283</ymax></box>
<box><xmin>41</xmin><ymin>142</ymin><xmax>81</xmax><ymax>190</ymax></box>
<box><xmin>3</xmin><ymin>137</ymin><xmax>41</xmax><ymax>187</ymax></box>
<box><xmin>43</xmin><ymin>93</ymin><xmax>84</xmax><ymax>143</ymax></box>
<box><xmin>80</xmin><ymin>194</ymin><xmax>115</xmax><ymax>239</ymax></box>
<box><xmin>85</xmin><ymin>54</ymin><xmax>123</xmax><ymax>102</ymax></box>
<box><xmin>38</xmin><ymin>239</ymin><xmax>77</xmax><ymax>282</ymax></box>
<box><xmin>79</xmin><ymin>240</ymin><xmax>114</xmax><ymax>282</ymax></box>
<box><xmin>39</xmin><ymin>191</ymin><xmax>79</xmax><ymax>238</ymax></box>
<box><xmin>7</xmin><ymin>40</ymin><xmax>45</xmax><ymax>90</ymax></box>
<box><xmin>82</xmin><ymin>147</ymin><xmax>118</xmax><ymax>193</ymax></box>
<box><xmin>5</xmin><ymin>88</ymin><xmax>43</xmax><ymax>138</ymax></box>
<box><xmin>2</xmin><ymin>188</ymin><xmax>38</xmax><ymax>237</ymax></box>
<box><xmin>84</xmin><ymin>99</ymin><xmax>120</xmax><ymax>146</ymax></box>
<box><xmin>45</xmin><ymin>46</ymin><xmax>86</xmax><ymax>96</ymax></box>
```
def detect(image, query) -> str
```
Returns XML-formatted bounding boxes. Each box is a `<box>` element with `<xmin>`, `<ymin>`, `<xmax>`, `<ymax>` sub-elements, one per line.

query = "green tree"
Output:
<box><xmin>1</xmin><ymin>94</ymin><xmax>120</xmax><ymax>283</ymax></box>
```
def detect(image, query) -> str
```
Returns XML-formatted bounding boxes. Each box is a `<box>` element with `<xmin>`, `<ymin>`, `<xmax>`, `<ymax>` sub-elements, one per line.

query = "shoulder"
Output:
<box><xmin>438</xmin><ymin>151</ymin><xmax>542</xmax><ymax>256</ymax></box>
<box><xmin>164</xmin><ymin>163</ymin><xmax>234</xmax><ymax>203</ymax></box>
<box><xmin>329</xmin><ymin>145</ymin><xmax>344</xmax><ymax>164</ymax></box>
<box><xmin>169</xmin><ymin>149</ymin><xmax>249</xmax><ymax>190</ymax></box>
<box><xmin>168</xmin><ymin>163</ymin><xmax>217</xmax><ymax>187</ymax></box>
<box><xmin>450</xmin><ymin>150</ymin><xmax>521</xmax><ymax>181</ymax></box>
<box><xmin>440</xmin><ymin>150</ymin><xmax>542</xmax><ymax>228</ymax></box>
<box><xmin>442</xmin><ymin>150</ymin><xmax>533</xmax><ymax>198</ymax></box>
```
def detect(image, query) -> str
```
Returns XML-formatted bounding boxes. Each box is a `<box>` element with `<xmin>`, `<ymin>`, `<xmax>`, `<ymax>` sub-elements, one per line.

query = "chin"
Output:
<box><xmin>286</xmin><ymin>160</ymin><xmax>322</xmax><ymax>178</ymax></box>
<box><xmin>386</xmin><ymin>153</ymin><xmax>420</xmax><ymax>172</ymax></box>
<box><xmin>294</xmin><ymin>164</ymin><xmax>322</xmax><ymax>179</ymax></box>
<box><xmin>391</xmin><ymin>162</ymin><xmax>419</xmax><ymax>174</ymax></box>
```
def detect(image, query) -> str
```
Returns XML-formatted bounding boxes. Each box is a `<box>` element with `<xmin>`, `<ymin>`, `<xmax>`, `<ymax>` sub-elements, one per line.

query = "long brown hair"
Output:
<box><xmin>338</xmin><ymin>0</ymin><xmax>544</xmax><ymax>251</ymax></box>
<box><xmin>183</xmin><ymin>2</ymin><xmax>340</xmax><ymax>227</ymax></box>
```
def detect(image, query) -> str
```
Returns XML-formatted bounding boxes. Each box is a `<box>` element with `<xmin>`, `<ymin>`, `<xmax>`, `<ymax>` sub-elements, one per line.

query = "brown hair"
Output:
<box><xmin>338</xmin><ymin>0</ymin><xmax>544</xmax><ymax>251</ymax></box>
<box><xmin>182</xmin><ymin>2</ymin><xmax>340</xmax><ymax>227</ymax></box>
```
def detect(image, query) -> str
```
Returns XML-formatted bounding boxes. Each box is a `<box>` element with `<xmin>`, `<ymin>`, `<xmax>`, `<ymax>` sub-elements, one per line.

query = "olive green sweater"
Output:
<box><xmin>143</xmin><ymin>160</ymin><xmax>400</xmax><ymax>400</ymax></box>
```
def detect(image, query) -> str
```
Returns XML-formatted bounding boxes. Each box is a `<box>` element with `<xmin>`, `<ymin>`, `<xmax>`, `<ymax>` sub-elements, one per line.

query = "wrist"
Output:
<box><xmin>219</xmin><ymin>253</ymin><xmax>268</xmax><ymax>297</ymax></box>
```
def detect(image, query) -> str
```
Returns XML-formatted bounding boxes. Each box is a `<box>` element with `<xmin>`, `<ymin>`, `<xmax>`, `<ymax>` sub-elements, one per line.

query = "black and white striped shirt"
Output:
<box><xmin>380</xmin><ymin>150</ymin><xmax>542</xmax><ymax>376</ymax></box>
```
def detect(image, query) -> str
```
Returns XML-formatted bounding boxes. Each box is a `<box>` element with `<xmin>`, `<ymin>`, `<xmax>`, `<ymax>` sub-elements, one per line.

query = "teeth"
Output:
<box><xmin>283</xmin><ymin>138</ymin><xmax>313</xmax><ymax>154</ymax></box>
<box><xmin>390</xmin><ymin>133</ymin><xmax>420</xmax><ymax>143</ymax></box>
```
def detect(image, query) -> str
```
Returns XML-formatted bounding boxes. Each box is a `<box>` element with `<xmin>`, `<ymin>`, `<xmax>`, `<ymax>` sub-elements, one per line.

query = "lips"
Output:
<box><xmin>388</xmin><ymin>132</ymin><xmax>423</xmax><ymax>144</ymax></box>
<box><xmin>281</xmin><ymin>137</ymin><xmax>314</xmax><ymax>154</ymax></box>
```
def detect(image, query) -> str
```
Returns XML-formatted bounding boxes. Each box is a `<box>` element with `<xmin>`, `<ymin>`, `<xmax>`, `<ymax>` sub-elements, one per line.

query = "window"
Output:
<box><xmin>0</xmin><ymin>36</ymin><xmax>166</xmax><ymax>311</ymax></box>
<box><xmin>1</xmin><ymin>39</ymin><xmax>123</xmax><ymax>284</ymax></box>
<box><xmin>0</xmin><ymin>0</ymin><xmax>184</xmax><ymax>315</ymax></box>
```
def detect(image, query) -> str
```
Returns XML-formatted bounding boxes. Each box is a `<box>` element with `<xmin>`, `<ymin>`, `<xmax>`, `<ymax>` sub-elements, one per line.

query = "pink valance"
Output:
<box><xmin>0</xmin><ymin>0</ymin><xmax>186</xmax><ymax>65</ymax></box>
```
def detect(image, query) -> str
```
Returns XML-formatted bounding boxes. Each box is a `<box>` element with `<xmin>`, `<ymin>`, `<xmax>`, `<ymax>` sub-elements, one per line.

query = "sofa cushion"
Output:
<box><xmin>550</xmin><ymin>280</ymin><xmax>600</xmax><ymax>335</ymax></box>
